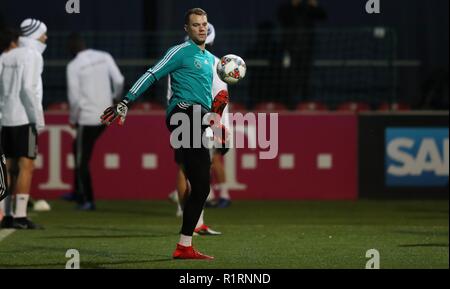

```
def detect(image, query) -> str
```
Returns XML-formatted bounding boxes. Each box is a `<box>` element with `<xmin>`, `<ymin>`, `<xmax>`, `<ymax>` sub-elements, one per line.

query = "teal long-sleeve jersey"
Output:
<box><xmin>125</xmin><ymin>40</ymin><xmax>215</xmax><ymax>114</ymax></box>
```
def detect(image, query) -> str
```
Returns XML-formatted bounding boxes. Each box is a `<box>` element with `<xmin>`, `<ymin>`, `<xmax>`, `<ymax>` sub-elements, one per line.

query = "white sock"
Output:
<box><xmin>216</xmin><ymin>184</ymin><xmax>230</xmax><ymax>200</ymax></box>
<box><xmin>3</xmin><ymin>195</ymin><xmax>13</xmax><ymax>217</ymax></box>
<box><xmin>0</xmin><ymin>199</ymin><xmax>4</xmax><ymax>215</ymax></box>
<box><xmin>179</xmin><ymin>234</ymin><xmax>192</xmax><ymax>247</ymax></box>
<box><xmin>15</xmin><ymin>194</ymin><xmax>29</xmax><ymax>218</ymax></box>
<box><xmin>170</xmin><ymin>190</ymin><xmax>179</xmax><ymax>202</ymax></box>
<box><xmin>176</xmin><ymin>203</ymin><xmax>183</xmax><ymax>217</ymax></box>
<box><xmin>206</xmin><ymin>186</ymin><xmax>215</xmax><ymax>201</ymax></box>
<box><xmin>196</xmin><ymin>210</ymin><xmax>204</xmax><ymax>228</ymax></box>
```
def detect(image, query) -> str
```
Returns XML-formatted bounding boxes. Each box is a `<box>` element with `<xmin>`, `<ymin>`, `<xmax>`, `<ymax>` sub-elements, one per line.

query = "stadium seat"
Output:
<box><xmin>130</xmin><ymin>102</ymin><xmax>165</xmax><ymax>111</ymax></box>
<box><xmin>254</xmin><ymin>102</ymin><xmax>288</xmax><ymax>112</ymax></box>
<box><xmin>378</xmin><ymin>102</ymin><xmax>411</xmax><ymax>111</ymax></box>
<box><xmin>46</xmin><ymin>102</ymin><xmax>69</xmax><ymax>111</ymax></box>
<box><xmin>336</xmin><ymin>102</ymin><xmax>371</xmax><ymax>112</ymax></box>
<box><xmin>296</xmin><ymin>101</ymin><xmax>329</xmax><ymax>111</ymax></box>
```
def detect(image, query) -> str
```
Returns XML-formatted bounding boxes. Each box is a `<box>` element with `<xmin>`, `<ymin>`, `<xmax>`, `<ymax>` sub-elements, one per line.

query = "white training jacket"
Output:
<box><xmin>67</xmin><ymin>49</ymin><xmax>124</xmax><ymax>125</ymax></box>
<box><xmin>167</xmin><ymin>56</ymin><xmax>229</xmax><ymax>126</ymax></box>
<box><xmin>0</xmin><ymin>46</ymin><xmax>45</xmax><ymax>132</ymax></box>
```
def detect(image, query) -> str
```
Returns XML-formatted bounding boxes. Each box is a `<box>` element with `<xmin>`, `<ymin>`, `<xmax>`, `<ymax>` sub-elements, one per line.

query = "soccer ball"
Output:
<box><xmin>217</xmin><ymin>54</ymin><xmax>247</xmax><ymax>85</ymax></box>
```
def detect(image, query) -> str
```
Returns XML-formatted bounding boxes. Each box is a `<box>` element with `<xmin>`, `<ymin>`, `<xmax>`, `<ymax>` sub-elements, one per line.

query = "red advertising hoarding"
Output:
<box><xmin>32</xmin><ymin>112</ymin><xmax>357</xmax><ymax>200</ymax></box>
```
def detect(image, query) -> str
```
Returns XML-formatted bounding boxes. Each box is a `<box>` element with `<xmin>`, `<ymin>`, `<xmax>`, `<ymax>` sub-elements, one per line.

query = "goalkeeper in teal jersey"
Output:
<box><xmin>101</xmin><ymin>8</ymin><xmax>225</xmax><ymax>260</ymax></box>
<box><xmin>127</xmin><ymin>34</ymin><xmax>215</xmax><ymax>116</ymax></box>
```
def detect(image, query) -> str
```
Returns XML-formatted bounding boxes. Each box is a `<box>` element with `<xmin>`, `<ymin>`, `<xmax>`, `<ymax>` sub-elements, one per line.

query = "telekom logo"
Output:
<box><xmin>39</xmin><ymin>125</ymin><xmax>75</xmax><ymax>190</ymax></box>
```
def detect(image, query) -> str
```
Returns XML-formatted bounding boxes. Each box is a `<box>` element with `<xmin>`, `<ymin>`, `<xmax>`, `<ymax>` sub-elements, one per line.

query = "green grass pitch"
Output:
<box><xmin>0</xmin><ymin>200</ymin><xmax>448</xmax><ymax>269</ymax></box>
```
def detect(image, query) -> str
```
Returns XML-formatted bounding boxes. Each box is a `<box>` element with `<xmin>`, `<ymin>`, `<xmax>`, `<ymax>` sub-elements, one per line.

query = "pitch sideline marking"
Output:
<box><xmin>0</xmin><ymin>229</ymin><xmax>16</xmax><ymax>243</ymax></box>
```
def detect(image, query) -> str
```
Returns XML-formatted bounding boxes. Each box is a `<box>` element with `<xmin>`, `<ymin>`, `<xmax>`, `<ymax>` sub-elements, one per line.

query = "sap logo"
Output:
<box><xmin>386</xmin><ymin>128</ymin><xmax>449</xmax><ymax>187</ymax></box>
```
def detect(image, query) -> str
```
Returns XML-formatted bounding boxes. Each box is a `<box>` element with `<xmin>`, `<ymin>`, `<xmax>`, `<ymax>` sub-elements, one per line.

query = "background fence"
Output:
<box><xmin>43</xmin><ymin>28</ymin><xmax>399</xmax><ymax>111</ymax></box>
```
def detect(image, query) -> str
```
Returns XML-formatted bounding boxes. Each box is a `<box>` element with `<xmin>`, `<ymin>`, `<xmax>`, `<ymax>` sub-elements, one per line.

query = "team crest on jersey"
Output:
<box><xmin>194</xmin><ymin>59</ymin><xmax>202</xmax><ymax>69</ymax></box>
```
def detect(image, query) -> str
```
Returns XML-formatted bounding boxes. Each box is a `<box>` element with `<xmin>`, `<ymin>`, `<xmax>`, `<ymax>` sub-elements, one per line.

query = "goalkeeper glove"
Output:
<box><xmin>211</xmin><ymin>90</ymin><xmax>229</xmax><ymax>117</ymax></box>
<box><xmin>207</xmin><ymin>114</ymin><xmax>230</xmax><ymax>151</ymax></box>
<box><xmin>213</xmin><ymin>123</ymin><xmax>230</xmax><ymax>155</ymax></box>
<box><xmin>101</xmin><ymin>99</ymin><xmax>129</xmax><ymax>126</ymax></box>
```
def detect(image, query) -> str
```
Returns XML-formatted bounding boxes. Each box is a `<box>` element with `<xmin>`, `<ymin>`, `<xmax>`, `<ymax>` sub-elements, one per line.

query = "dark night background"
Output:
<box><xmin>0</xmin><ymin>0</ymin><xmax>448</xmax><ymax>108</ymax></box>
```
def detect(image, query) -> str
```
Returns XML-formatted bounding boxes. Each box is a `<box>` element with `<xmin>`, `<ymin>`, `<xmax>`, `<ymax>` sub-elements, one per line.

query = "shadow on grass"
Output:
<box><xmin>394</xmin><ymin>230</ymin><xmax>449</xmax><ymax>237</ymax></box>
<box><xmin>0</xmin><ymin>257</ymin><xmax>174</xmax><ymax>269</ymax></box>
<box><xmin>89</xmin><ymin>209</ymin><xmax>172</xmax><ymax>218</ymax></box>
<box><xmin>398</xmin><ymin>243</ymin><xmax>449</xmax><ymax>248</ymax></box>
<box><xmin>42</xmin><ymin>234</ymin><xmax>173</xmax><ymax>239</ymax></box>
<box><xmin>55</xmin><ymin>226</ymin><xmax>158</xmax><ymax>232</ymax></box>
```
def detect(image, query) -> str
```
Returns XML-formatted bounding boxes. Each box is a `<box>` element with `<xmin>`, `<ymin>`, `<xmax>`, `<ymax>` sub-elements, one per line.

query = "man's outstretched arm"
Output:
<box><xmin>100</xmin><ymin>43</ymin><xmax>185</xmax><ymax>126</ymax></box>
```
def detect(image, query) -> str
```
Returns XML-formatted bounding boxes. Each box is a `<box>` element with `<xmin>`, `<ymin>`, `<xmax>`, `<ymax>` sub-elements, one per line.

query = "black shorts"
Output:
<box><xmin>1</xmin><ymin>124</ymin><xmax>38</xmax><ymax>159</ymax></box>
<box><xmin>166</xmin><ymin>102</ymin><xmax>210</xmax><ymax>165</ymax></box>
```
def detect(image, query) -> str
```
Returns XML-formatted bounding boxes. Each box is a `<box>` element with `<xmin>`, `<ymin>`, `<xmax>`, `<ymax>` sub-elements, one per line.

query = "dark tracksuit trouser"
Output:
<box><xmin>166</xmin><ymin>103</ymin><xmax>211</xmax><ymax>237</ymax></box>
<box><xmin>73</xmin><ymin>125</ymin><xmax>106</xmax><ymax>204</ymax></box>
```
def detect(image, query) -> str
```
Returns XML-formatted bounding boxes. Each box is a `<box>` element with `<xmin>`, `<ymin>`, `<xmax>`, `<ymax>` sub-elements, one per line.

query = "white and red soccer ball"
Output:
<box><xmin>217</xmin><ymin>54</ymin><xmax>247</xmax><ymax>85</ymax></box>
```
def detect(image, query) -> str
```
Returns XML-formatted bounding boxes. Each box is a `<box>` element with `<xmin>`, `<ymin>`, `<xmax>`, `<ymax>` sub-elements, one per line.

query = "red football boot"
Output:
<box><xmin>194</xmin><ymin>224</ymin><xmax>222</xmax><ymax>236</ymax></box>
<box><xmin>172</xmin><ymin>244</ymin><xmax>214</xmax><ymax>260</ymax></box>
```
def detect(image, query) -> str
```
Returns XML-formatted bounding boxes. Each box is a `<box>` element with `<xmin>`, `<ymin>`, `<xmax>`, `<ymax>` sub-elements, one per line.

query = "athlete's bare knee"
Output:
<box><xmin>19</xmin><ymin>158</ymin><xmax>35</xmax><ymax>173</ymax></box>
